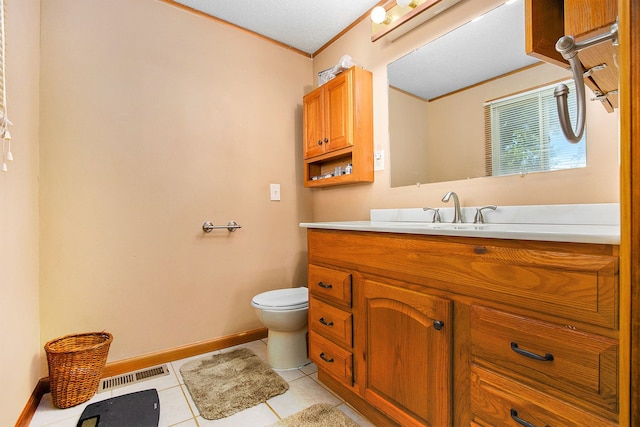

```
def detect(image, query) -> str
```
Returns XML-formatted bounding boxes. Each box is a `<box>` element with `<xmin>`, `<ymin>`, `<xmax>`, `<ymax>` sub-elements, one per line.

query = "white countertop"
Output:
<box><xmin>300</xmin><ymin>204</ymin><xmax>620</xmax><ymax>244</ymax></box>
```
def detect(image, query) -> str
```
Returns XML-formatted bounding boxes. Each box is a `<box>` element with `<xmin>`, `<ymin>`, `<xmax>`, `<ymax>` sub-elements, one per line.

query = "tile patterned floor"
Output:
<box><xmin>29</xmin><ymin>339</ymin><xmax>376</xmax><ymax>427</ymax></box>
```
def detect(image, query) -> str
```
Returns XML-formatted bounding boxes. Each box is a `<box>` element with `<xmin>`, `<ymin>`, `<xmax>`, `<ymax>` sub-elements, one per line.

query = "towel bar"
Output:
<box><xmin>202</xmin><ymin>221</ymin><xmax>242</xmax><ymax>233</ymax></box>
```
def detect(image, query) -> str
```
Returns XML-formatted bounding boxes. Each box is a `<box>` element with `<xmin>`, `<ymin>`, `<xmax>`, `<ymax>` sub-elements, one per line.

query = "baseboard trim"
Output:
<box><xmin>15</xmin><ymin>327</ymin><xmax>268</xmax><ymax>427</ymax></box>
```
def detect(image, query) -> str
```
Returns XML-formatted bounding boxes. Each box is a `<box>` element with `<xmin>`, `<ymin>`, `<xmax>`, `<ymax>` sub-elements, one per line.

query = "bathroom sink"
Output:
<box><xmin>420</xmin><ymin>223</ymin><xmax>488</xmax><ymax>230</ymax></box>
<box><xmin>369</xmin><ymin>221</ymin><xmax>488</xmax><ymax>231</ymax></box>
<box><xmin>299</xmin><ymin>204</ymin><xmax>621</xmax><ymax>245</ymax></box>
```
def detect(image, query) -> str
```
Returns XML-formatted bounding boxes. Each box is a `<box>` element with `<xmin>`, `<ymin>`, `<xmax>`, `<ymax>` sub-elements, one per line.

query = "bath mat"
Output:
<box><xmin>179</xmin><ymin>348</ymin><xmax>288</xmax><ymax>420</ymax></box>
<box><xmin>269</xmin><ymin>403</ymin><xmax>360</xmax><ymax>427</ymax></box>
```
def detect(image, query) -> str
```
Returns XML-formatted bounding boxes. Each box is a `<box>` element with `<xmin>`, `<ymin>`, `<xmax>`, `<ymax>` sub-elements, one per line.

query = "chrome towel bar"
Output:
<box><xmin>202</xmin><ymin>221</ymin><xmax>242</xmax><ymax>233</ymax></box>
<box><xmin>554</xmin><ymin>20</ymin><xmax>618</xmax><ymax>143</ymax></box>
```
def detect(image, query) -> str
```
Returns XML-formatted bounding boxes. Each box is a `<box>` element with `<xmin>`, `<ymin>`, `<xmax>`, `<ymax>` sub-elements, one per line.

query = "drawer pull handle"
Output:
<box><xmin>319</xmin><ymin>352</ymin><xmax>334</xmax><ymax>363</ymax></box>
<box><xmin>317</xmin><ymin>282</ymin><xmax>333</xmax><ymax>289</ymax></box>
<box><xmin>510</xmin><ymin>342</ymin><xmax>554</xmax><ymax>362</ymax></box>
<box><xmin>319</xmin><ymin>317</ymin><xmax>334</xmax><ymax>327</ymax></box>
<box><xmin>510</xmin><ymin>409</ymin><xmax>549</xmax><ymax>427</ymax></box>
<box><xmin>474</xmin><ymin>246</ymin><xmax>488</xmax><ymax>254</ymax></box>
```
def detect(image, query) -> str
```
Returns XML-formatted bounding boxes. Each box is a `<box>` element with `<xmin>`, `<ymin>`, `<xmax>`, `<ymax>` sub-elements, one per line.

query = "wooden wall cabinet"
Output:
<box><xmin>525</xmin><ymin>0</ymin><xmax>618</xmax><ymax>111</ymax></box>
<box><xmin>306</xmin><ymin>228</ymin><xmax>620</xmax><ymax>426</ymax></box>
<box><xmin>302</xmin><ymin>66</ymin><xmax>373</xmax><ymax>188</ymax></box>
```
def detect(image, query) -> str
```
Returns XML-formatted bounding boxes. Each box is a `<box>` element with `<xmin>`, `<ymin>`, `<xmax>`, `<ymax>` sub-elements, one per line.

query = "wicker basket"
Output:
<box><xmin>45</xmin><ymin>332</ymin><xmax>113</xmax><ymax>409</ymax></box>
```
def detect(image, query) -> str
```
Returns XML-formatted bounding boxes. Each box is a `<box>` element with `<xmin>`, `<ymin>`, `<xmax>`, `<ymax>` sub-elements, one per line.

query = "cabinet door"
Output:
<box><xmin>324</xmin><ymin>71</ymin><xmax>353</xmax><ymax>153</ymax></box>
<box><xmin>362</xmin><ymin>279</ymin><xmax>452</xmax><ymax>427</ymax></box>
<box><xmin>303</xmin><ymin>87</ymin><xmax>325</xmax><ymax>159</ymax></box>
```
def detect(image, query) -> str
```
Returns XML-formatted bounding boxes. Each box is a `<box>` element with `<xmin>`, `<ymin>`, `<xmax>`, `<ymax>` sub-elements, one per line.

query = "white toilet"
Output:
<box><xmin>251</xmin><ymin>287</ymin><xmax>309</xmax><ymax>369</ymax></box>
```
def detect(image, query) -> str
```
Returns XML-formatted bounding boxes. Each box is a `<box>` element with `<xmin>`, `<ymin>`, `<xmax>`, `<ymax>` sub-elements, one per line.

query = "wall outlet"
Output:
<box><xmin>270</xmin><ymin>183</ymin><xmax>281</xmax><ymax>201</ymax></box>
<box><xmin>374</xmin><ymin>149</ymin><xmax>385</xmax><ymax>171</ymax></box>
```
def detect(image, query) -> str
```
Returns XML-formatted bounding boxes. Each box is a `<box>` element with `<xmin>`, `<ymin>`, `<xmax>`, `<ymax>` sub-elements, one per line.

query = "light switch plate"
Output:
<box><xmin>270</xmin><ymin>183</ymin><xmax>281</xmax><ymax>201</ymax></box>
<box><xmin>374</xmin><ymin>150</ymin><xmax>385</xmax><ymax>171</ymax></box>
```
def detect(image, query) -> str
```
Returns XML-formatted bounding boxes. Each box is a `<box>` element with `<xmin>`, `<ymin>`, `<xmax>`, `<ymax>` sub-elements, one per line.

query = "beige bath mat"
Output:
<box><xmin>270</xmin><ymin>403</ymin><xmax>360</xmax><ymax>427</ymax></box>
<box><xmin>179</xmin><ymin>348</ymin><xmax>288</xmax><ymax>420</ymax></box>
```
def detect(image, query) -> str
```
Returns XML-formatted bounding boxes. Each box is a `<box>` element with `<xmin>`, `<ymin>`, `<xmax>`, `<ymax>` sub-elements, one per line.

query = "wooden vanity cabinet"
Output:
<box><xmin>302</xmin><ymin>66</ymin><xmax>373</xmax><ymax>188</ymax></box>
<box><xmin>306</xmin><ymin>228</ymin><xmax>620</xmax><ymax>426</ymax></box>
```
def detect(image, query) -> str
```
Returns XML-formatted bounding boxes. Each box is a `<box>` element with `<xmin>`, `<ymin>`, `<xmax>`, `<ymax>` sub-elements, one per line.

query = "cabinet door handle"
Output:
<box><xmin>433</xmin><ymin>320</ymin><xmax>445</xmax><ymax>330</ymax></box>
<box><xmin>510</xmin><ymin>342</ymin><xmax>554</xmax><ymax>361</ymax></box>
<box><xmin>317</xmin><ymin>140</ymin><xmax>323</xmax><ymax>146</ymax></box>
<box><xmin>317</xmin><ymin>281</ymin><xmax>333</xmax><ymax>289</ymax></box>
<box><xmin>319</xmin><ymin>352</ymin><xmax>334</xmax><ymax>363</ymax></box>
<box><xmin>510</xmin><ymin>409</ymin><xmax>549</xmax><ymax>427</ymax></box>
<box><xmin>324</xmin><ymin>138</ymin><xmax>328</xmax><ymax>143</ymax></box>
<box><xmin>319</xmin><ymin>317</ymin><xmax>334</xmax><ymax>327</ymax></box>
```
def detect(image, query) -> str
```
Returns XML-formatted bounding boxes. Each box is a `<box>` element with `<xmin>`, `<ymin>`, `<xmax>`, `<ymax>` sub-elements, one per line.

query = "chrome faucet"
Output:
<box><xmin>442</xmin><ymin>191</ymin><xmax>463</xmax><ymax>223</ymax></box>
<box><xmin>474</xmin><ymin>205</ymin><xmax>497</xmax><ymax>224</ymax></box>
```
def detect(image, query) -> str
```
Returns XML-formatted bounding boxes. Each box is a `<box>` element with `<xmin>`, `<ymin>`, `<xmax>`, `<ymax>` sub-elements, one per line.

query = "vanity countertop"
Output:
<box><xmin>300</xmin><ymin>204</ymin><xmax>620</xmax><ymax>245</ymax></box>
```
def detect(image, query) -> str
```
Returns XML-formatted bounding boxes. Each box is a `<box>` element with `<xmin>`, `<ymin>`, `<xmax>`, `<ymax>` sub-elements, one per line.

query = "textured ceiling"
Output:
<box><xmin>172</xmin><ymin>0</ymin><xmax>380</xmax><ymax>55</ymax></box>
<box><xmin>388</xmin><ymin>0</ymin><xmax>539</xmax><ymax>100</ymax></box>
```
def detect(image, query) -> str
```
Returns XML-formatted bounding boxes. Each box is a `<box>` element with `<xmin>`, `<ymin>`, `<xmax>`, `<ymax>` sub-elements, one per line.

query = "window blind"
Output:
<box><xmin>484</xmin><ymin>81</ymin><xmax>586</xmax><ymax>177</ymax></box>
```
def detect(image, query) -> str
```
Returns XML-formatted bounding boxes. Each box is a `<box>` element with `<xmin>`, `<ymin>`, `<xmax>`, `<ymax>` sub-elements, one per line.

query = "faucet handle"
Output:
<box><xmin>423</xmin><ymin>207</ymin><xmax>441</xmax><ymax>223</ymax></box>
<box><xmin>474</xmin><ymin>205</ymin><xmax>497</xmax><ymax>224</ymax></box>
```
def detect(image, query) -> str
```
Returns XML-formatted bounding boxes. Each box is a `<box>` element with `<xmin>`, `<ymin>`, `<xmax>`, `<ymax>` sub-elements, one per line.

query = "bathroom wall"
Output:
<box><xmin>0</xmin><ymin>0</ymin><xmax>41</xmax><ymax>424</ymax></box>
<box><xmin>311</xmin><ymin>0</ymin><xmax>620</xmax><ymax>221</ymax></box>
<box><xmin>39</xmin><ymin>0</ymin><xmax>313</xmax><ymax>367</ymax></box>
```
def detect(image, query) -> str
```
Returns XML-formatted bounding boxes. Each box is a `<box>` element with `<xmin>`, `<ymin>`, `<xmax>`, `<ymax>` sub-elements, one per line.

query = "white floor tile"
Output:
<box><xmin>266</xmin><ymin>375</ymin><xmax>342</xmax><ymax>419</ymax></box>
<box><xmin>338</xmin><ymin>403</ymin><xmax>378</xmax><ymax>427</ymax></box>
<box><xmin>157</xmin><ymin>386</ymin><xmax>195</xmax><ymax>427</ymax></box>
<box><xmin>196</xmin><ymin>403</ymin><xmax>279</xmax><ymax>427</ymax></box>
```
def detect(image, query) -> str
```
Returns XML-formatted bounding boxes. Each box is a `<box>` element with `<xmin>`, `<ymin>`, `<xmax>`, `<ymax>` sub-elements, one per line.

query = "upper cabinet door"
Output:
<box><xmin>324</xmin><ymin>72</ymin><xmax>354</xmax><ymax>153</ymax></box>
<box><xmin>303</xmin><ymin>69</ymin><xmax>356</xmax><ymax>159</ymax></box>
<box><xmin>303</xmin><ymin>87</ymin><xmax>325</xmax><ymax>159</ymax></box>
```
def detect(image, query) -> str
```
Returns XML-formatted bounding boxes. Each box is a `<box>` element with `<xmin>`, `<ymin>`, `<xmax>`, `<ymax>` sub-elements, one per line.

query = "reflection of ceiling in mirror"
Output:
<box><xmin>388</xmin><ymin>0</ymin><xmax>539</xmax><ymax>101</ymax></box>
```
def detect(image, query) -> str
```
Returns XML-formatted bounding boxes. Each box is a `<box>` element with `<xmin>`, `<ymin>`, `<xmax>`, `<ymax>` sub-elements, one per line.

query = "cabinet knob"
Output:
<box><xmin>474</xmin><ymin>246</ymin><xmax>488</xmax><ymax>255</ymax></box>
<box><xmin>433</xmin><ymin>320</ymin><xmax>445</xmax><ymax>330</ymax></box>
<box><xmin>324</xmin><ymin>138</ymin><xmax>329</xmax><ymax>143</ymax></box>
<box><xmin>317</xmin><ymin>140</ymin><xmax>323</xmax><ymax>146</ymax></box>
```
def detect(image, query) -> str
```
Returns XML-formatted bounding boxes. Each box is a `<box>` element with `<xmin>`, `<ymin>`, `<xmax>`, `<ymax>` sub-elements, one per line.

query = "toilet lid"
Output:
<box><xmin>252</xmin><ymin>287</ymin><xmax>308</xmax><ymax>310</ymax></box>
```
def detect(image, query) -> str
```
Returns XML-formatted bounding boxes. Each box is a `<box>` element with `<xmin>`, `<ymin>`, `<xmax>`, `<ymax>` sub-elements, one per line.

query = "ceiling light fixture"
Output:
<box><xmin>397</xmin><ymin>0</ymin><xmax>419</xmax><ymax>8</ymax></box>
<box><xmin>371</xmin><ymin>6</ymin><xmax>392</xmax><ymax>25</ymax></box>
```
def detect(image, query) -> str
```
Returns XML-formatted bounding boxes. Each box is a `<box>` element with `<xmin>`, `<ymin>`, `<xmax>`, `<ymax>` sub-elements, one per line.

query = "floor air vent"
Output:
<box><xmin>98</xmin><ymin>364</ymin><xmax>170</xmax><ymax>393</ymax></box>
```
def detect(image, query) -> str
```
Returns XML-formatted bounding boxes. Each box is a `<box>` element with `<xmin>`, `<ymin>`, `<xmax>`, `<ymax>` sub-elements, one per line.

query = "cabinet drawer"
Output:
<box><xmin>308</xmin><ymin>264</ymin><xmax>352</xmax><ymax>307</ymax></box>
<box><xmin>470</xmin><ymin>305</ymin><xmax>618</xmax><ymax>415</ymax></box>
<box><xmin>470</xmin><ymin>365</ymin><xmax>617</xmax><ymax>427</ymax></box>
<box><xmin>307</xmin><ymin>229</ymin><xmax>618</xmax><ymax>328</ymax></box>
<box><xmin>309</xmin><ymin>331</ymin><xmax>353</xmax><ymax>386</ymax></box>
<box><xmin>309</xmin><ymin>297</ymin><xmax>352</xmax><ymax>348</ymax></box>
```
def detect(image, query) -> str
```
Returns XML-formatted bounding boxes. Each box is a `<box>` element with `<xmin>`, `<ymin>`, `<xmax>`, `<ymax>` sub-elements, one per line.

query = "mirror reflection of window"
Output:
<box><xmin>486</xmin><ymin>81</ymin><xmax>587</xmax><ymax>177</ymax></box>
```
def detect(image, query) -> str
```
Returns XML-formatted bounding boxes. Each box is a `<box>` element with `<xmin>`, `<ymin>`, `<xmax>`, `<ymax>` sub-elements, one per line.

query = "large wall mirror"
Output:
<box><xmin>388</xmin><ymin>0</ymin><xmax>604</xmax><ymax>188</ymax></box>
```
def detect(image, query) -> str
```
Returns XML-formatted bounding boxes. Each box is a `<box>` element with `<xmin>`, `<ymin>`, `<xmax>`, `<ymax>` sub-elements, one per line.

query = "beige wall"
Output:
<box><xmin>311</xmin><ymin>0</ymin><xmax>620</xmax><ymax>221</ymax></box>
<box><xmin>38</xmin><ymin>0</ymin><xmax>313</xmax><ymax>367</ymax></box>
<box><xmin>3</xmin><ymin>0</ymin><xmax>623</xmax><ymax>420</ymax></box>
<box><xmin>0</xmin><ymin>0</ymin><xmax>41</xmax><ymax>424</ymax></box>
<box><xmin>388</xmin><ymin>87</ymin><xmax>430</xmax><ymax>187</ymax></box>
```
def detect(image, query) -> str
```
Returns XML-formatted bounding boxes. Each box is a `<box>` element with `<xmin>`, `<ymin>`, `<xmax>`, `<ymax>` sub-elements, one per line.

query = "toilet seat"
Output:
<box><xmin>251</xmin><ymin>287</ymin><xmax>308</xmax><ymax>311</ymax></box>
